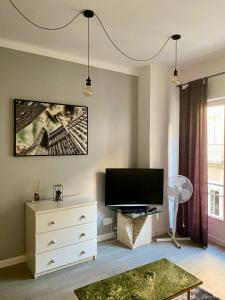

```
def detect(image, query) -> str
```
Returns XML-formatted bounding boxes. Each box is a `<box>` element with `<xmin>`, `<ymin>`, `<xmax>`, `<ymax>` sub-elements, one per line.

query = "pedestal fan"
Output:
<box><xmin>156</xmin><ymin>175</ymin><xmax>193</xmax><ymax>248</ymax></box>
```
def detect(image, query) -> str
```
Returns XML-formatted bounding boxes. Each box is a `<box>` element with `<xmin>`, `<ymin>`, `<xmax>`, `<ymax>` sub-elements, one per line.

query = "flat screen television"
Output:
<box><xmin>105</xmin><ymin>168</ymin><xmax>164</xmax><ymax>208</ymax></box>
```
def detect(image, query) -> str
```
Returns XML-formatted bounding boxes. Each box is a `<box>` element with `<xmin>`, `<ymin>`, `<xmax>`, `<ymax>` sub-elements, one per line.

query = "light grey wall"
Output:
<box><xmin>137</xmin><ymin>66</ymin><xmax>150</xmax><ymax>167</ymax></box>
<box><xmin>137</xmin><ymin>65</ymin><xmax>170</xmax><ymax>236</ymax></box>
<box><xmin>0</xmin><ymin>47</ymin><xmax>138</xmax><ymax>260</ymax></box>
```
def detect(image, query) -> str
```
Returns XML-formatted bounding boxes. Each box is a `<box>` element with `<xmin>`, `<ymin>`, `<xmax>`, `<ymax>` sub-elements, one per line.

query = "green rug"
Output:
<box><xmin>74</xmin><ymin>258</ymin><xmax>204</xmax><ymax>300</ymax></box>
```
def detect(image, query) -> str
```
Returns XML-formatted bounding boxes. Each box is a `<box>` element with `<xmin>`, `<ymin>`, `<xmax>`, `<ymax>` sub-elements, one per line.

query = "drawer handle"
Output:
<box><xmin>80</xmin><ymin>233</ymin><xmax>86</xmax><ymax>237</ymax></box>
<box><xmin>49</xmin><ymin>221</ymin><xmax>55</xmax><ymax>225</ymax></box>
<box><xmin>49</xmin><ymin>240</ymin><xmax>55</xmax><ymax>245</ymax></box>
<box><xmin>49</xmin><ymin>259</ymin><xmax>55</xmax><ymax>264</ymax></box>
<box><xmin>80</xmin><ymin>250</ymin><xmax>86</xmax><ymax>255</ymax></box>
<box><xmin>80</xmin><ymin>215</ymin><xmax>86</xmax><ymax>219</ymax></box>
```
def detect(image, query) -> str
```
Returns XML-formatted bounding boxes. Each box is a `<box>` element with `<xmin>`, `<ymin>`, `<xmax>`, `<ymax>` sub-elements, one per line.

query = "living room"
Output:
<box><xmin>0</xmin><ymin>1</ymin><xmax>225</xmax><ymax>299</ymax></box>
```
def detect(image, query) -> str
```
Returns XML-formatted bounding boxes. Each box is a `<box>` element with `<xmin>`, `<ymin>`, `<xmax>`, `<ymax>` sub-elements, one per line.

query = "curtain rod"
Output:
<box><xmin>179</xmin><ymin>70</ymin><xmax>225</xmax><ymax>87</ymax></box>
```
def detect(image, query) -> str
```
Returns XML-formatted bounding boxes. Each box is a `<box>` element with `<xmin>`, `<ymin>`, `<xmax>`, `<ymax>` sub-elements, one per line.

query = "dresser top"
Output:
<box><xmin>26</xmin><ymin>196</ymin><xmax>97</xmax><ymax>214</ymax></box>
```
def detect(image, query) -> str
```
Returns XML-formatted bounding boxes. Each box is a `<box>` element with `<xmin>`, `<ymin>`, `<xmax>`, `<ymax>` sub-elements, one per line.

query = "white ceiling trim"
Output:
<box><xmin>0</xmin><ymin>37</ymin><xmax>139</xmax><ymax>76</ymax></box>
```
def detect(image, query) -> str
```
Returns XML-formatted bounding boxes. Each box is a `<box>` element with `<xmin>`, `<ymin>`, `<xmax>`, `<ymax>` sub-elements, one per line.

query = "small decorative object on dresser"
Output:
<box><xmin>33</xmin><ymin>178</ymin><xmax>40</xmax><ymax>202</ymax></box>
<box><xmin>33</xmin><ymin>192</ymin><xmax>40</xmax><ymax>202</ymax></box>
<box><xmin>25</xmin><ymin>196</ymin><xmax>97</xmax><ymax>278</ymax></box>
<box><xmin>53</xmin><ymin>184</ymin><xmax>63</xmax><ymax>201</ymax></box>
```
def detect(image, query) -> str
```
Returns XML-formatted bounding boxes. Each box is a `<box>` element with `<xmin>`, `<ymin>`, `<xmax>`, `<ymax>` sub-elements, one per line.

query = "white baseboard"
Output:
<box><xmin>0</xmin><ymin>255</ymin><xmax>25</xmax><ymax>269</ymax></box>
<box><xmin>97</xmin><ymin>232</ymin><xmax>114</xmax><ymax>242</ymax></box>
<box><xmin>209</xmin><ymin>234</ymin><xmax>225</xmax><ymax>248</ymax></box>
<box><xmin>97</xmin><ymin>229</ymin><xmax>167</xmax><ymax>243</ymax></box>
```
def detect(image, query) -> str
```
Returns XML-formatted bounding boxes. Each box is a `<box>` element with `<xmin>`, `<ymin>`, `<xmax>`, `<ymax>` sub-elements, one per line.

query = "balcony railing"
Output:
<box><xmin>208</xmin><ymin>181</ymin><xmax>224</xmax><ymax>219</ymax></box>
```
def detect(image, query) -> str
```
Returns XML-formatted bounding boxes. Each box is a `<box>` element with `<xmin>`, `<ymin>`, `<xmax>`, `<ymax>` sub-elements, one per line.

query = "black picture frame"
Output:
<box><xmin>14</xmin><ymin>99</ymin><xmax>88</xmax><ymax>157</ymax></box>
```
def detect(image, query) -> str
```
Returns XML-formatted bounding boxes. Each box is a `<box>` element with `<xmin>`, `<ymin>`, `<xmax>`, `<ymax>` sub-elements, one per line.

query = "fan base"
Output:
<box><xmin>156</xmin><ymin>230</ymin><xmax>190</xmax><ymax>249</ymax></box>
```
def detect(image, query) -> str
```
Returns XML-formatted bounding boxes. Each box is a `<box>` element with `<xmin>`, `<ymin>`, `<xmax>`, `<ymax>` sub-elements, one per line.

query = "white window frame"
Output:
<box><xmin>207</xmin><ymin>97</ymin><xmax>225</xmax><ymax>220</ymax></box>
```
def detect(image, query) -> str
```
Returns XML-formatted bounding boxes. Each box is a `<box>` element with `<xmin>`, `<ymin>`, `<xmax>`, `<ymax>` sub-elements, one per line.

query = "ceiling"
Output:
<box><xmin>1</xmin><ymin>0</ymin><xmax>225</xmax><ymax>74</ymax></box>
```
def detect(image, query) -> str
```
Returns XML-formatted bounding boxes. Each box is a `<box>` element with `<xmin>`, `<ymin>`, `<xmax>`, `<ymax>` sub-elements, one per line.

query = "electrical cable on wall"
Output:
<box><xmin>8</xmin><ymin>0</ymin><xmax>181</xmax><ymax>95</ymax></box>
<box><xmin>8</xmin><ymin>0</ymin><xmax>176</xmax><ymax>61</ymax></box>
<box><xmin>8</xmin><ymin>0</ymin><xmax>82</xmax><ymax>30</ymax></box>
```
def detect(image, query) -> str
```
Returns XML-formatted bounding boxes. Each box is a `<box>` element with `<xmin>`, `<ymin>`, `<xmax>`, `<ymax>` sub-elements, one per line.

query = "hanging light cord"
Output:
<box><xmin>8</xmin><ymin>0</ymin><xmax>82</xmax><ymax>30</ymax></box>
<box><xmin>8</xmin><ymin>0</ymin><xmax>173</xmax><ymax>61</ymax></box>
<box><xmin>175</xmin><ymin>40</ymin><xmax>178</xmax><ymax>69</ymax></box>
<box><xmin>94</xmin><ymin>13</ymin><xmax>172</xmax><ymax>62</ymax></box>
<box><xmin>87</xmin><ymin>18</ymin><xmax>90</xmax><ymax>77</ymax></box>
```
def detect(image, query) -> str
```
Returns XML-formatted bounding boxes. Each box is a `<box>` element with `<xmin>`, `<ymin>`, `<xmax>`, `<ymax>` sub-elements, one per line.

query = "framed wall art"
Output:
<box><xmin>14</xmin><ymin>99</ymin><xmax>88</xmax><ymax>156</ymax></box>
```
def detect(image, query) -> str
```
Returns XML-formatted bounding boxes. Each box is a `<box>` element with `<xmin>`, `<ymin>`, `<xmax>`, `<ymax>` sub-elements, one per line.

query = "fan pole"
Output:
<box><xmin>156</xmin><ymin>193</ymin><xmax>190</xmax><ymax>248</ymax></box>
<box><xmin>172</xmin><ymin>195</ymin><xmax>181</xmax><ymax>248</ymax></box>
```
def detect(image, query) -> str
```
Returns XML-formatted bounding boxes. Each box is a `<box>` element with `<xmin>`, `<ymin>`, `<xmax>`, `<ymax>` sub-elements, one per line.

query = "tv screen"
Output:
<box><xmin>105</xmin><ymin>168</ymin><xmax>164</xmax><ymax>206</ymax></box>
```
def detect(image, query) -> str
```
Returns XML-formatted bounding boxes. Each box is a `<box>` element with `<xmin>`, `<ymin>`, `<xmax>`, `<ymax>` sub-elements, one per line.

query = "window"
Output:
<box><xmin>207</xmin><ymin>104</ymin><xmax>224</xmax><ymax>219</ymax></box>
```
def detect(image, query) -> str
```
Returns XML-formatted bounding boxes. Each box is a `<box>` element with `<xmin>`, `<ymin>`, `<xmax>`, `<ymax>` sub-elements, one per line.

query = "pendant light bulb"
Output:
<box><xmin>171</xmin><ymin>34</ymin><xmax>181</xmax><ymax>86</ymax></box>
<box><xmin>83</xmin><ymin>76</ymin><xmax>93</xmax><ymax>97</ymax></box>
<box><xmin>83</xmin><ymin>13</ymin><xmax>94</xmax><ymax>97</ymax></box>
<box><xmin>171</xmin><ymin>68</ymin><xmax>179</xmax><ymax>85</ymax></box>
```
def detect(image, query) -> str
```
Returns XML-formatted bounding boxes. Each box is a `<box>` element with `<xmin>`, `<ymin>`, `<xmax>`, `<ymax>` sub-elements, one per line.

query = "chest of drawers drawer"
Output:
<box><xmin>36</xmin><ymin>204</ymin><xmax>97</xmax><ymax>233</ymax></box>
<box><xmin>36</xmin><ymin>239</ymin><xmax>97</xmax><ymax>274</ymax></box>
<box><xmin>25</xmin><ymin>198</ymin><xmax>97</xmax><ymax>278</ymax></box>
<box><xmin>36</xmin><ymin>222</ymin><xmax>97</xmax><ymax>253</ymax></box>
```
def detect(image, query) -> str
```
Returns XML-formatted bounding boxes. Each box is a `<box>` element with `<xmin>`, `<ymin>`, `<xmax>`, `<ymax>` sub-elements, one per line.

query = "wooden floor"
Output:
<box><xmin>0</xmin><ymin>240</ymin><xmax>225</xmax><ymax>300</ymax></box>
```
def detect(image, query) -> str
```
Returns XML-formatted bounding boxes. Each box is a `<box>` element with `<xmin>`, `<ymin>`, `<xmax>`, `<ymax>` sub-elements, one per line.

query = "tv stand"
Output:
<box><xmin>110</xmin><ymin>207</ymin><xmax>161</xmax><ymax>249</ymax></box>
<box><xmin>110</xmin><ymin>206</ymin><xmax>157</xmax><ymax>214</ymax></box>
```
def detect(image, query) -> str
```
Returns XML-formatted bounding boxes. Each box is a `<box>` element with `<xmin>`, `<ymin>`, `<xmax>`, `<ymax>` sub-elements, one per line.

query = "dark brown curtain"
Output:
<box><xmin>177</xmin><ymin>78</ymin><xmax>208</xmax><ymax>247</ymax></box>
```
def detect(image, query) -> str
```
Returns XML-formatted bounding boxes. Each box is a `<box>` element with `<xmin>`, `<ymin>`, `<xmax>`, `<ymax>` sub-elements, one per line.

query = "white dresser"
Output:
<box><xmin>25</xmin><ymin>197</ymin><xmax>97</xmax><ymax>278</ymax></box>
